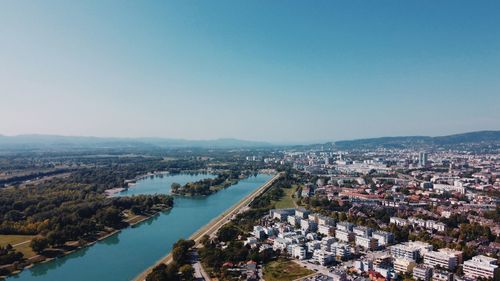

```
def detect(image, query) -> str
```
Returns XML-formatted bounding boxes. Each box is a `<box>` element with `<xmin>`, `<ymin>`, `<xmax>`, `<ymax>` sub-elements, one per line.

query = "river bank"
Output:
<box><xmin>0</xmin><ymin>205</ymin><xmax>172</xmax><ymax>280</ymax></box>
<box><xmin>8</xmin><ymin>173</ymin><xmax>272</xmax><ymax>281</ymax></box>
<box><xmin>133</xmin><ymin>173</ymin><xmax>281</xmax><ymax>281</ymax></box>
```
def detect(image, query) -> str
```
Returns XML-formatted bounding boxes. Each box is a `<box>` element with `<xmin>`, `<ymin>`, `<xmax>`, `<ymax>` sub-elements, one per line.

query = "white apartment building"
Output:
<box><xmin>463</xmin><ymin>255</ymin><xmax>499</xmax><ymax>280</ymax></box>
<box><xmin>318</xmin><ymin>215</ymin><xmax>335</xmax><ymax>226</ymax></box>
<box><xmin>336</xmin><ymin>221</ymin><xmax>354</xmax><ymax>232</ymax></box>
<box><xmin>390</xmin><ymin>241</ymin><xmax>433</xmax><ymax>260</ymax></box>
<box><xmin>318</xmin><ymin>224</ymin><xmax>334</xmax><ymax>236</ymax></box>
<box><xmin>353</xmin><ymin>226</ymin><xmax>372</xmax><ymax>237</ymax></box>
<box><xmin>423</xmin><ymin>248</ymin><xmax>462</xmax><ymax>271</ymax></box>
<box><xmin>253</xmin><ymin>226</ymin><xmax>266</xmax><ymax>239</ymax></box>
<box><xmin>291</xmin><ymin>245</ymin><xmax>307</xmax><ymax>260</ymax></box>
<box><xmin>413</xmin><ymin>264</ymin><xmax>432</xmax><ymax>281</ymax></box>
<box><xmin>393</xmin><ymin>258</ymin><xmax>417</xmax><ymax>273</ymax></box>
<box><xmin>270</xmin><ymin>208</ymin><xmax>295</xmax><ymax>221</ymax></box>
<box><xmin>331</xmin><ymin>242</ymin><xmax>351</xmax><ymax>260</ymax></box>
<box><xmin>287</xmin><ymin>215</ymin><xmax>300</xmax><ymax>226</ymax></box>
<box><xmin>372</xmin><ymin>230</ymin><xmax>394</xmax><ymax>246</ymax></box>
<box><xmin>272</xmin><ymin>237</ymin><xmax>290</xmax><ymax>251</ymax></box>
<box><xmin>355</xmin><ymin>235</ymin><xmax>378</xmax><ymax>250</ymax></box>
<box><xmin>295</xmin><ymin>208</ymin><xmax>310</xmax><ymax>219</ymax></box>
<box><xmin>321</xmin><ymin>236</ymin><xmax>336</xmax><ymax>250</ymax></box>
<box><xmin>422</xmin><ymin>219</ymin><xmax>446</xmax><ymax>232</ymax></box>
<box><xmin>308</xmin><ymin>213</ymin><xmax>320</xmax><ymax>223</ymax></box>
<box><xmin>335</xmin><ymin>229</ymin><xmax>354</xmax><ymax>243</ymax></box>
<box><xmin>433</xmin><ymin>183</ymin><xmax>465</xmax><ymax>194</ymax></box>
<box><xmin>306</xmin><ymin>240</ymin><xmax>321</xmax><ymax>253</ymax></box>
<box><xmin>300</xmin><ymin>219</ymin><xmax>317</xmax><ymax>232</ymax></box>
<box><xmin>390</xmin><ymin>217</ymin><xmax>408</xmax><ymax>226</ymax></box>
<box><xmin>432</xmin><ymin>269</ymin><xmax>453</xmax><ymax>281</ymax></box>
<box><xmin>312</xmin><ymin>249</ymin><xmax>334</xmax><ymax>265</ymax></box>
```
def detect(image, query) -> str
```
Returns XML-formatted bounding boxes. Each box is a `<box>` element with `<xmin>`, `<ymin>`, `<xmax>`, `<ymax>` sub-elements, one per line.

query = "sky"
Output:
<box><xmin>0</xmin><ymin>1</ymin><xmax>499</xmax><ymax>143</ymax></box>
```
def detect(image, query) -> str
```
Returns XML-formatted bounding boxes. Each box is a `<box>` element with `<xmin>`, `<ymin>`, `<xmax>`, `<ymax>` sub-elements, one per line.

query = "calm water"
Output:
<box><xmin>10</xmin><ymin>173</ymin><xmax>273</xmax><ymax>281</ymax></box>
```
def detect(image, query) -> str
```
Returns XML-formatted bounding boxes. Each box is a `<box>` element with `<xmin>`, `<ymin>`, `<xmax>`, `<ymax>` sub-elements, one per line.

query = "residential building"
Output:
<box><xmin>313</xmin><ymin>249</ymin><xmax>334</xmax><ymax>265</ymax></box>
<box><xmin>331</xmin><ymin>242</ymin><xmax>351</xmax><ymax>260</ymax></box>
<box><xmin>463</xmin><ymin>255</ymin><xmax>499</xmax><ymax>280</ymax></box>
<box><xmin>336</xmin><ymin>221</ymin><xmax>354</xmax><ymax>232</ymax></box>
<box><xmin>353</xmin><ymin>226</ymin><xmax>373</xmax><ymax>237</ymax></box>
<box><xmin>390</xmin><ymin>241</ymin><xmax>433</xmax><ymax>260</ymax></box>
<box><xmin>291</xmin><ymin>245</ymin><xmax>307</xmax><ymax>260</ymax></box>
<box><xmin>355</xmin><ymin>235</ymin><xmax>378</xmax><ymax>250</ymax></box>
<box><xmin>318</xmin><ymin>224</ymin><xmax>334</xmax><ymax>236</ymax></box>
<box><xmin>372</xmin><ymin>231</ymin><xmax>394</xmax><ymax>246</ymax></box>
<box><xmin>318</xmin><ymin>215</ymin><xmax>335</xmax><ymax>226</ymax></box>
<box><xmin>355</xmin><ymin>259</ymin><xmax>373</xmax><ymax>273</ymax></box>
<box><xmin>306</xmin><ymin>240</ymin><xmax>321</xmax><ymax>253</ymax></box>
<box><xmin>253</xmin><ymin>226</ymin><xmax>266</xmax><ymax>239</ymax></box>
<box><xmin>301</xmin><ymin>219</ymin><xmax>318</xmax><ymax>232</ymax></box>
<box><xmin>423</xmin><ymin>248</ymin><xmax>462</xmax><ymax>271</ymax></box>
<box><xmin>413</xmin><ymin>265</ymin><xmax>432</xmax><ymax>281</ymax></box>
<box><xmin>393</xmin><ymin>258</ymin><xmax>417</xmax><ymax>274</ymax></box>
<box><xmin>288</xmin><ymin>215</ymin><xmax>300</xmax><ymax>226</ymax></box>
<box><xmin>432</xmin><ymin>269</ymin><xmax>453</xmax><ymax>281</ymax></box>
<box><xmin>295</xmin><ymin>208</ymin><xmax>310</xmax><ymax>219</ymax></box>
<box><xmin>270</xmin><ymin>208</ymin><xmax>295</xmax><ymax>221</ymax></box>
<box><xmin>433</xmin><ymin>183</ymin><xmax>465</xmax><ymax>194</ymax></box>
<box><xmin>335</xmin><ymin>229</ymin><xmax>354</xmax><ymax>243</ymax></box>
<box><xmin>390</xmin><ymin>217</ymin><xmax>408</xmax><ymax>226</ymax></box>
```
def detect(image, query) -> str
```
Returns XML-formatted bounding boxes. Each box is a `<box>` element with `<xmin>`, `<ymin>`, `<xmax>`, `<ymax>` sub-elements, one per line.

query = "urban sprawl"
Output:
<box><xmin>237</xmin><ymin>147</ymin><xmax>499</xmax><ymax>281</ymax></box>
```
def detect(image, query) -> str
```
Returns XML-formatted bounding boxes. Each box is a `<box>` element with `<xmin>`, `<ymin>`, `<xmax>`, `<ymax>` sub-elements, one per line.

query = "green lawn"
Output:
<box><xmin>274</xmin><ymin>185</ymin><xmax>298</xmax><ymax>209</ymax></box>
<box><xmin>0</xmin><ymin>234</ymin><xmax>37</xmax><ymax>258</ymax></box>
<box><xmin>263</xmin><ymin>259</ymin><xmax>313</xmax><ymax>281</ymax></box>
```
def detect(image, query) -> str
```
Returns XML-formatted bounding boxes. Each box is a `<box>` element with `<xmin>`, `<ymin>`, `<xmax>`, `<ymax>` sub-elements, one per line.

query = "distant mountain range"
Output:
<box><xmin>0</xmin><ymin>130</ymin><xmax>498</xmax><ymax>151</ymax></box>
<box><xmin>0</xmin><ymin>134</ymin><xmax>273</xmax><ymax>151</ymax></box>
<box><xmin>333</xmin><ymin>130</ymin><xmax>500</xmax><ymax>149</ymax></box>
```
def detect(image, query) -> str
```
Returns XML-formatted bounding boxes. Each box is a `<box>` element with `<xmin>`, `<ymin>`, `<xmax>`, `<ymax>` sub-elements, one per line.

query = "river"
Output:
<box><xmin>9</xmin><ymin>173</ymin><xmax>273</xmax><ymax>281</ymax></box>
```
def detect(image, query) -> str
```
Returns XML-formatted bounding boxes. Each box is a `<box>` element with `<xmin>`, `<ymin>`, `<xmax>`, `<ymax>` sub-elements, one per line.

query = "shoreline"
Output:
<box><xmin>0</xmin><ymin>207</ymin><xmax>170</xmax><ymax>280</ymax></box>
<box><xmin>104</xmin><ymin>169</ymin><xmax>216</xmax><ymax>197</ymax></box>
<box><xmin>2</xmin><ymin>172</ymin><xmax>277</xmax><ymax>280</ymax></box>
<box><xmin>133</xmin><ymin>173</ymin><xmax>282</xmax><ymax>281</ymax></box>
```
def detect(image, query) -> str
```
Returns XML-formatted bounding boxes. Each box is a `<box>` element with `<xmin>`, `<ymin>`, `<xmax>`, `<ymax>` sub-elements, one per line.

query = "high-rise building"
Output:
<box><xmin>419</xmin><ymin>152</ymin><xmax>428</xmax><ymax>167</ymax></box>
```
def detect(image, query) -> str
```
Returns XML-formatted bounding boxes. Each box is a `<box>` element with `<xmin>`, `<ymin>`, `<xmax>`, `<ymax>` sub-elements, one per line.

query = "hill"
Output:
<box><xmin>334</xmin><ymin>130</ymin><xmax>500</xmax><ymax>149</ymax></box>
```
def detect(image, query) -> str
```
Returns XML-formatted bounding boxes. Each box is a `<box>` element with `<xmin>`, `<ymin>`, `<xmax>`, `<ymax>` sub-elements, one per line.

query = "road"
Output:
<box><xmin>133</xmin><ymin>173</ymin><xmax>282</xmax><ymax>281</ymax></box>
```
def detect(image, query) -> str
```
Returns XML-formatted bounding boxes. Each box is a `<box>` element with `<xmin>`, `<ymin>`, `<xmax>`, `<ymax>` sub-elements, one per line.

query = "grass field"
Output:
<box><xmin>263</xmin><ymin>259</ymin><xmax>313</xmax><ymax>281</ymax></box>
<box><xmin>0</xmin><ymin>234</ymin><xmax>37</xmax><ymax>258</ymax></box>
<box><xmin>274</xmin><ymin>185</ymin><xmax>298</xmax><ymax>209</ymax></box>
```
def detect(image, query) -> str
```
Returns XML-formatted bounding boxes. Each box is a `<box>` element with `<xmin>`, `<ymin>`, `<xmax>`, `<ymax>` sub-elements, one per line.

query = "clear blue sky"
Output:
<box><xmin>1</xmin><ymin>1</ymin><xmax>499</xmax><ymax>142</ymax></box>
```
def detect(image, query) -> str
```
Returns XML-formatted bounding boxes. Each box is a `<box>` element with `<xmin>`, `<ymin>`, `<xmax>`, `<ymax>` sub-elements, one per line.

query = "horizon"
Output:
<box><xmin>1</xmin><ymin>1</ymin><xmax>499</xmax><ymax>142</ymax></box>
<box><xmin>0</xmin><ymin>129</ymin><xmax>498</xmax><ymax>145</ymax></box>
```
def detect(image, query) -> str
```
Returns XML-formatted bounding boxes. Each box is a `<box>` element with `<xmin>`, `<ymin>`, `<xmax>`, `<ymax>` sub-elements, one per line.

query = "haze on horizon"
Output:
<box><xmin>1</xmin><ymin>1</ymin><xmax>499</xmax><ymax>143</ymax></box>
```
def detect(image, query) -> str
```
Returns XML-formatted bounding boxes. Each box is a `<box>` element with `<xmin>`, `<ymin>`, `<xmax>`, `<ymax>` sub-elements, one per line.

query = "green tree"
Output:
<box><xmin>30</xmin><ymin>237</ymin><xmax>49</xmax><ymax>253</ymax></box>
<box><xmin>179</xmin><ymin>264</ymin><xmax>194</xmax><ymax>281</ymax></box>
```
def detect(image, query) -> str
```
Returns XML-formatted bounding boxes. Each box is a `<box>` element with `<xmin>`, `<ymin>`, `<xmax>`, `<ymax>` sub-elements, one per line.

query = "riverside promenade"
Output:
<box><xmin>134</xmin><ymin>172</ymin><xmax>282</xmax><ymax>281</ymax></box>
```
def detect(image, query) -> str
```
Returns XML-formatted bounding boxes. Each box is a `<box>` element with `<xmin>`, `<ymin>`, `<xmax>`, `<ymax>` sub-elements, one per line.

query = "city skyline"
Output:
<box><xmin>1</xmin><ymin>1</ymin><xmax>499</xmax><ymax>142</ymax></box>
